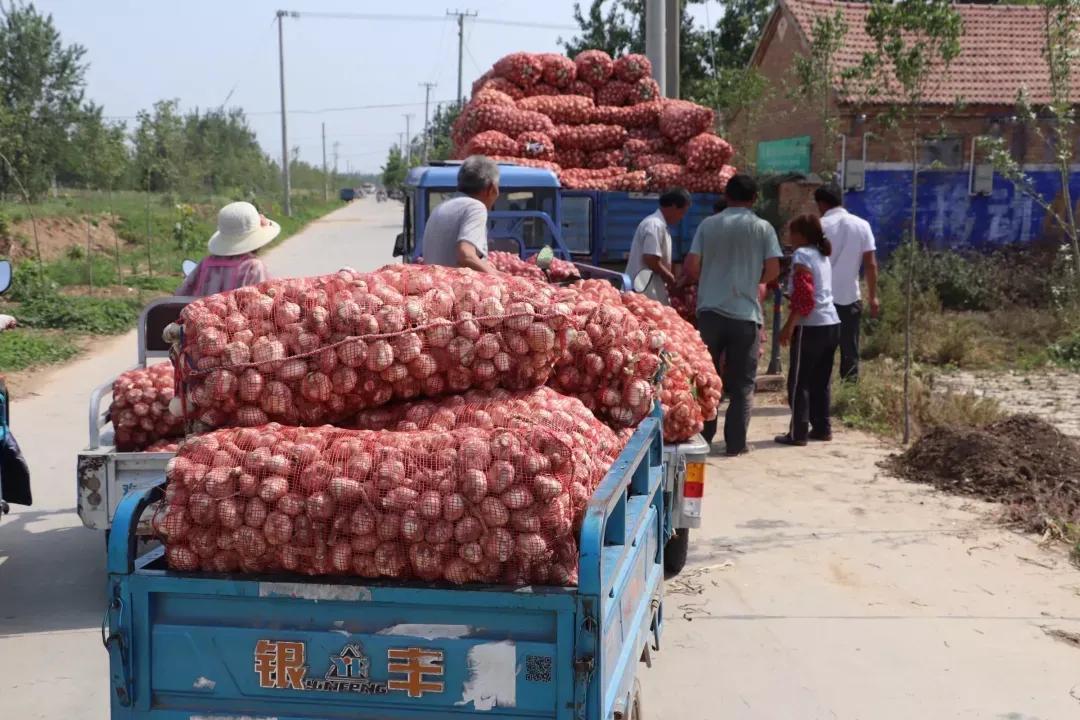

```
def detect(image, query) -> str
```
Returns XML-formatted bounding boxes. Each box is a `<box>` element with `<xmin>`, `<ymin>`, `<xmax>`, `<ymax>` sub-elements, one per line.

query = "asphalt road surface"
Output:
<box><xmin>2</xmin><ymin>195</ymin><xmax>1078</xmax><ymax>719</ymax></box>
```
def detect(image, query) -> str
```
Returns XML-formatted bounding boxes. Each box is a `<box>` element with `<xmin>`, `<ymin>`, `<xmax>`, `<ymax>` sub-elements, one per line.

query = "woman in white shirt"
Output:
<box><xmin>776</xmin><ymin>214</ymin><xmax>841</xmax><ymax>446</ymax></box>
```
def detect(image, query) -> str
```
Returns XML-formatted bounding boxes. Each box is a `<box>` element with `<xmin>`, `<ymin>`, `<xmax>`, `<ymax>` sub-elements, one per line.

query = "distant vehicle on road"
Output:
<box><xmin>339</xmin><ymin>187</ymin><xmax>357</xmax><ymax>202</ymax></box>
<box><xmin>376</xmin><ymin>190</ymin><xmax>387</xmax><ymax>202</ymax></box>
<box><xmin>361</xmin><ymin>182</ymin><xmax>376</xmax><ymax>195</ymax></box>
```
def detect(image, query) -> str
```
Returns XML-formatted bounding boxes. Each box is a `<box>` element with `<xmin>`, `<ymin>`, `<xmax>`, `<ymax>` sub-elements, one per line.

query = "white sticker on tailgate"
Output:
<box><xmin>258</xmin><ymin>582</ymin><xmax>371</xmax><ymax>602</ymax></box>
<box><xmin>456</xmin><ymin>641</ymin><xmax>517</xmax><ymax>711</ymax></box>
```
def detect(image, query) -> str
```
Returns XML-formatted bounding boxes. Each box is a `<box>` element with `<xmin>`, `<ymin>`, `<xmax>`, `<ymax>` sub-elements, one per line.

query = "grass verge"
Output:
<box><xmin>0</xmin><ymin>329</ymin><xmax>79</xmax><ymax>371</ymax></box>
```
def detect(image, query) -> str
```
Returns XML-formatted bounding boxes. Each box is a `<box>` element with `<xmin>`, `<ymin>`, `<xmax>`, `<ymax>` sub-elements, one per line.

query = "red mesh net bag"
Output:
<box><xmin>614</xmin><ymin>170</ymin><xmax>648</xmax><ymax>192</ymax></box>
<box><xmin>493</xmin><ymin>52</ymin><xmax>544</xmax><ymax>87</ymax></box>
<box><xmin>473</xmin><ymin>76</ymin><xmax>526</xmax><ymax>101</ymax></box>
<box><xmin>685</xmin><ymin>133</ymin><xmax>734</xmax><ymax>172</ymax></box>
<box><xmin>144</xmin><ymin>438</ymin><xmax>180</xmax><ymax>453</ymax></box>
<box><xmin>488</xmin><ymin>251</ymin><xmax>545</xmax><ymax>281</ymax></box>
<box><xmin>173</xmin><ymin>265</ymin><xmax>574</xmax><ymax>430</ymax></box>
<box><xmin>472</xmin><ymin>88</ymin><xmax>517</xmax><ymax>107</ymax></box>
<box><xmin>645</xmin><ymin>163</ymin><xmax>685</xmax><ymax>191</ymax></box>
<box><xmin>585</xmin><ymin>149</ymin><xmax>624</xmax><ymax>169</ymax></box>
<box><xmin>659</xmin><ymin>100</ymin><xmax>715</xmax><ymax>143</ymax></box>
<box><xmin>563</xmin><ymin>80</ymin><xmax>596</xmax><ymax>100</ymax></box>
<box><xmin>157</xmin><ymin>387</ymin><xmax>622</xmax><ymax>586</ymax></box>
<box><xmin>525</xmin><ymin>83</ymin><xmax>559</xmax><ymax>98</ymax></box>
<box><xmin>518</xmin><ymin>131</ymin><xmax>555</xmax><ymax>161</ymax></box>
<box><xmin>678</xmin><ymin>165</ymin><xmax>737</xmax><ymax>194</ymax></box>
<box><xmin>550</xmin><ymin>280</ymin><xmax>664</xmax><ymax>428</ymax></box>
<box><xmin>541</xmin><ymin>53</ymin><xmax>577</xmax><ymax>88</ymax></box>
<box><xmin>618</xmin><ymin>291</ymin><xmax>722</xmax><ymax>441</ymax></box>
<box><xmin>484</xmin><ymin>156</ymin><xmax>562</xmax><ymax>173</ymax></box>
<box><xmin>669</xmin><ymin>282</ymin><xmax>698</xmax><ymax>323</ymax></box>
<box><xmin>590</xmin><ymin>103</ymin><xmax>662</xmax><ymax>128</ymax></box>
<box><xmin>554</xmin><ymin>148</ymin><xmax>587</xmax><ymax>169</ymax></box>
<box><xmin>558</xmin><ymin>167</ymin><xmax>626</xmax><ymax>190</ymax></box>
<box><xmin>631</xmin><ymin>152</ymin><xmax>681</xmax><ymax>170</ymax></box>
<box><xmin>614</xmin><ymin>53</ymin><xmax>652</xmax><ymax>83</ymax></box>
<box><xmin>631</xmin><ymin>77</ymin><xmax>662</xmax><ymax>104</ymax></box>
<box><xmin>517</xmin><ymin>95</ymin><xmax>594</xmax><ymax>125</ymax></box>
<box><xmin>465</xmin><ymin>130</ymin><xmax>519</xmax><ymax>157</ymax></box>
<box><xmin>461</xmin><ymin>104</ymin><xmax>555</xmax><ymax>140</ymax></box>
<box><xmin>596</xmin><ymin>80</ymin><xmax>632</xmax><ymax>107</ymax></box>
<box><xmin>574</xmin><ymin>50</ymin><xmax>614</xmax><ymax>88</ymax></box>
<box><xmin>111</xmin><ymin>364</ymin><xmax>184</xmax><ymax>451</ymax></box>
<box><xmin>553</xmin><ymin>124</ymin><xmax>628</xmax><ymax>151</ymax></box>
<box><xmin>526</xmin><ymin>254</ymin><xmax>581</xmax><ymax>282</ymax></box>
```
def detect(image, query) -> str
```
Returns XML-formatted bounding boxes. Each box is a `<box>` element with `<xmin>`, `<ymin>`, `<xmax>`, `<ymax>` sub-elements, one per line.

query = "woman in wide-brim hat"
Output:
<box><xmin>176</xmin><ymin>201</ymin><xmax>280</xmax><ymax>297</ymax></box>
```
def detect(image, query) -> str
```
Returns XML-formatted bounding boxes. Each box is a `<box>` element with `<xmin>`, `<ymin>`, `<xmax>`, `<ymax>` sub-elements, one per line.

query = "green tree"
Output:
<box><xmin>0</xmin><ymin>1</ymin><xmax>87</xmax><ymax>198</ymax></box>
<box><xmin>426</xmin><ymin>103</ymin><xmax>462</xmax><ymax>163</ymax></box>
<box><xmin>381</xmin><ymin>145</ymin><xmax>409</xmax><ymax>191</ymax></box>
<box><xmin>853</xmin><ymin>0</ymin><xmax>964</xmax><ymax>443</ymax></box>
<box><xmin>980</xmin><ymin>0</ymin><xmax>1080</xmax><ymax>276</ymax></box>
<box><xmin>58</xmin><ymin>102</ymin><xmax>129</xmax><ymax>190</ymax></box>
<box><xmin>790</xmin><ymin>8</ymin><xmax>848</xmax><ymax>179</ymax></box>
<box><xmin>132</xmin><ymin>99</ymin><xmax>185</xmax><ymax>193</ymax></box>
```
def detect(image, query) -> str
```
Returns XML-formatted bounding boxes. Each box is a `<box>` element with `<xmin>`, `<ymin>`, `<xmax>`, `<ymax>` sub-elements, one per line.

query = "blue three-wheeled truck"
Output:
<box><xmin>106</xmin><ymin>411</ymin><xmax>667</xmax><ymax>719</ymax></box>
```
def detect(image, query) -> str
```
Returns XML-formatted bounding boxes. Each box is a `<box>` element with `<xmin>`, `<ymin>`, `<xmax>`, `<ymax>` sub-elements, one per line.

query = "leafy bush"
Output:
<box><xmin>19</xmin><ymin>292</ymin><xmax>143</xmax><ymax>334</ymax></box>
<box><xmin>1049</xmin><ymin>331</ymin><xmax>1080</xmax><ymax>369</ymax></box>
<box><xmin>0</xmin><ymin>330</ymin><xmax>79</xmax><ymax>370</ymax></box>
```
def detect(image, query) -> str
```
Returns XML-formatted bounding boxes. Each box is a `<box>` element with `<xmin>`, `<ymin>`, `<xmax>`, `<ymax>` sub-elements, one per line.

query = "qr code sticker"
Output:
<box><xmin>525</xmin><ymin>654</ymin><xmax>552</xmax><ymax>683</ymax></box>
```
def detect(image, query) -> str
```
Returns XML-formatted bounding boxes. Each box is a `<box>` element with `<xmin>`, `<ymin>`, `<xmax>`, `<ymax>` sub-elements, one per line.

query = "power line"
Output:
<box><xmin>472</xmin><ymin>18</ymin><xmax>577</xmax><ymax>31</ymax></box>
<box><xmin>104</xmin><ymin>98</ymin><xmax>458</xmax><ymax>121</ymax></box>
<box><xmin>280</xmin><ymin>9</ymin><xmax>575</xmax><ymax>31</ymax></box>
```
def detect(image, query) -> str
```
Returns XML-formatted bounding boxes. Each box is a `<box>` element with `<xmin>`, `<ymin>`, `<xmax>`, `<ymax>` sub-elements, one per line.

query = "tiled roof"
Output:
<box><xmin>772</xmin><ymin>0</ymin><xmax>1080</xmax><ymax>106</ymax></box>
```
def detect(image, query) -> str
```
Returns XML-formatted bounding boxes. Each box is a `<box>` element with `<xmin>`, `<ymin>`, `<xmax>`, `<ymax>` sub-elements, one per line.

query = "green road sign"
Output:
<box><xmin>757</xmin><ymin>136</ymin><xmax>811</xmax><ymax>174</ymax></box>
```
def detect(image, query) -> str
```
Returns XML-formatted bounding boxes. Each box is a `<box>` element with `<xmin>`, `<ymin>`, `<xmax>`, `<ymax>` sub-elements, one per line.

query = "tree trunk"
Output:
<box><xmin>903</xmin><ymin>126</ymin><xmax>918</xmax><ymax>446</ymax></box>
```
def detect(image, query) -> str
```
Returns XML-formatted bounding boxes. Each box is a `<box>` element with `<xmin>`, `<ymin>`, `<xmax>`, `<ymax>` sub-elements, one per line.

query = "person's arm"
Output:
<box><xmin>456</xmin><ymin>203</ymin><xmax>496</xmax><ymax>273</ymax></box>
<box><xmin>683</xmin><ymin>252</ymin><xmax>701</xmax><ymax>283</ymax></box>
<box><xmin>863</xmin><ymin>249</ymin><xmax>879</xmax><ymax>318</ymax></box>
<box><xmin>643</xmin><ymin>253</ymin><xmax>676</xmax><ymax>287</ymax></box>
<box><xmin>176</xmin><ymin>259</ymin><xmax>201</xmax><ymax>296</ymax></box>
<box><xmin>457</xmin><ymin>241</ymin><xmax>497</xmax><ymax>274</ymax></box>
<box><xmin>780</xmin><ymin>264</ymin><xmax>814</xmax><ymax>346</ymax></box>
<box><xmin>760</xmin><ymin>223</ymin><xmax>782</xmax><ymax>285</ymax></box>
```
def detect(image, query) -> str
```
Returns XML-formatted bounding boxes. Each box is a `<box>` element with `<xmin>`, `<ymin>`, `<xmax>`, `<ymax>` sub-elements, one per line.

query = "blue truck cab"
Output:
<box><xmin>561</xmin><ymin>190</ymin><xmax>722</xmax><ymax>268</ymax></box>
<box><xmin>104</xmin><ymin>414</ymin><xmax>666</xmax><ymax>720</ymax></box>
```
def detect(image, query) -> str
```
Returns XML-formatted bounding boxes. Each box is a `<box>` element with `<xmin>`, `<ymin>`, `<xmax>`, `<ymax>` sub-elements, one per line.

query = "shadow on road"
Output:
<box><xmin>0</xmin><ymin>507</ymin><xmax>106</xmax><ymax>636</ymax></box>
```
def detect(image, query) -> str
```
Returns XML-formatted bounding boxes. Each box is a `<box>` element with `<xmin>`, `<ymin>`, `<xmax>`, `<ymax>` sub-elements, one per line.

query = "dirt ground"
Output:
<box><xmin>3</xmin><ymin>214</ymin><xmax>122</xmax><ymax>262</ymax></box>
<box><xmin>936</xmin><ymin>369</ymin><xmax>1080</xmax><ymax>437</ymax></box>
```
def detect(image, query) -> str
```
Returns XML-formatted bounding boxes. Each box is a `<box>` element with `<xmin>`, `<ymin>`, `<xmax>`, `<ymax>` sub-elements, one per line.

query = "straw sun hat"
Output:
<box><xmin>207</xmin><ymin>201</ymin><xmax>281</xmax><ymax>256</ymax></box>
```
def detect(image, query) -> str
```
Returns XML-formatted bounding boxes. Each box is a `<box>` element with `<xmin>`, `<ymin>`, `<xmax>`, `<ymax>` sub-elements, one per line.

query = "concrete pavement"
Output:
<box><xmin>0</xmin><ymin>197</ymin><xmax>397</xmax><ymax>719</ymax></box>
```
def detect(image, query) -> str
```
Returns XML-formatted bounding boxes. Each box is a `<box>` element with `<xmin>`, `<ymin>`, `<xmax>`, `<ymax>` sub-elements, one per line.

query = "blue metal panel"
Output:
<box><xmin>590</xmin><ymin>192</ymin><xmax>721</xmax><ymax>265</ymax></box>
<box><xmin>106</xmin><ymin>414</ymin><xmax>666</xmax><ymax>720</ymax></box>
<box><xmin>406</xmin><ymin>165</ymin><xmax>561</xmax><ymax>190</ymax></box>
<box><xmin>843</xmin><ymin>167</ymin><xmax>1080</xmax><ymax>258</ymax></box>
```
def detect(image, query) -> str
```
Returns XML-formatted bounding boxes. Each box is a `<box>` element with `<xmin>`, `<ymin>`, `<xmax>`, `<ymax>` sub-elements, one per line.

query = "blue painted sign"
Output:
<box><xmin>843</xmin><ymin>167</ymin><xmax>1080</xmax><ymax>257</ymax></box>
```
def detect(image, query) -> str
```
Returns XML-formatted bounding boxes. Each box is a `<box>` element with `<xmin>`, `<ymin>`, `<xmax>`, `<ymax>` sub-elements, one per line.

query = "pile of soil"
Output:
<box><xmin>886</xmin><ymin>415</ymin><xmax>1080</xmax><ymax>533</ymax></box>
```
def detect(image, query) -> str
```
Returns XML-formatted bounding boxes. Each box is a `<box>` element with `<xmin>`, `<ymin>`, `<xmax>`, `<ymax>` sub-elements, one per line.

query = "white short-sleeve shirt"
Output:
<box><xmin>792</xmin><ymin>246</ymin><xmax>840</xmax><ymax>327</ymax></box>
<box><xmin>821</xmin><ymin>207</ymin><xmax>876</xmax><ymax>306</ymax></box>
<box><xmin>421</xmin><ymin>196</ymin><xmax>488</xmax><ymax>267</ymax></box>
<box><xmin>625</xmin><ymin>209</ymin><xmax>672</xmax><ymax>303</ymax></box>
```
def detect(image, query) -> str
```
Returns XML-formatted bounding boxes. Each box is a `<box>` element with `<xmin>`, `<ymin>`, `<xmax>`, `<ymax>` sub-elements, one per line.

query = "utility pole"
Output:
<box><xmin>419</xmin><ymin>82</ymin><xmax>437</xmax><ymax>164</ymax></box>
<box><xmin>321</xmin><ymin>122</ymin><xmax>328</xmax><ymax>202</ymax></box>
<box><xmin>665</xmin><ymin>0</ymin><xmax>680</xmax><ymax>99</ymax></box>
<box><xmin>446</xmin><ymin>9</ymin><xmax>478</xmax><ymax>106</ymax></box>
<box><xmin>644</xmin><ymin>0</ymin><xmax>666</xmax><ymax>98</ymax></box>
<box><xmin>403</xmin><ymin>113</ymin><xmax>414</xmax><ymax>165</ymax></box>
<box><xmin>276</xmin><ymin>10</ymin><xmax>294</xmax><ymax>216</ymax></box>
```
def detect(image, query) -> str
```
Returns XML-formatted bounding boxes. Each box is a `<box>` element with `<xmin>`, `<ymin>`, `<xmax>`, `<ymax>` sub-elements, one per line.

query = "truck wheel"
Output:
<box><xmin>631</xmin><ymin>678</ymin><xmax>643</xmax><ymax>720</ymax></box>
<box><xmin>664</xmin><ymin>528</ymin><xmax>689</xmax><ymax>578</ymax></box>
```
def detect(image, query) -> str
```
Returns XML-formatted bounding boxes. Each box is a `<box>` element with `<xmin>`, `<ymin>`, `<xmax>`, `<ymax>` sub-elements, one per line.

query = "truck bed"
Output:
<box><xmin>105</xmin><ymin>416</ymin><xmax>666</xmax><ymax>720</ymax></box>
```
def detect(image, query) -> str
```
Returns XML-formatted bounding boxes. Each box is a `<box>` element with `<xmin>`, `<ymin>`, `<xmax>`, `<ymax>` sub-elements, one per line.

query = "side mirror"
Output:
<box><xmin>632</xmin><ymin>269</ymin><xmax>654</xmax><ymax>294</ymax></box>
<box><xmin>392</xmin><ymin>233</ymin><xmax>405</xmax><ymax>258</ymax></box>
<box><xmin>0</xmin><ymin>260</ymin><xmax>12</xmax><ymax>295</ymax></box>
<box><xmin>181</xmin><ymin>259</ymin><xmax>197</xmax><ymax>277</ymax></box>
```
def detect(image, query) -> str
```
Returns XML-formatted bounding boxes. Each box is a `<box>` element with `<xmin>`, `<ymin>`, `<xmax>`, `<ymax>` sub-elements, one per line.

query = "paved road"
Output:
<box><xmin>0</xmin><ymin>197</ymin><xmax>397</xmax><ymax>719</ymax></box>
<box><xmin>3</xmin><ymin>195</ymin><xmax>1078</xmax><ymax>719</ymax></box>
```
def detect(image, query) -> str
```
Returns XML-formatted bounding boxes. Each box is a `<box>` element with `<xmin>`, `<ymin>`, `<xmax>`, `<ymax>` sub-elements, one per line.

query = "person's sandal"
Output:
<box><xmin>774</xmin><ymin>433</ymin><xmax>808</xmax><ymax>447</ymax></box>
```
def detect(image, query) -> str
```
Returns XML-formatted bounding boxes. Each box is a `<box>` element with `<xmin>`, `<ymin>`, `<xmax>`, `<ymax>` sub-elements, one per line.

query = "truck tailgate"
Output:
<box><xmin>118</xmin><ymin>570</ymin><xmax>577</xmax><ymax>719</ymax></box>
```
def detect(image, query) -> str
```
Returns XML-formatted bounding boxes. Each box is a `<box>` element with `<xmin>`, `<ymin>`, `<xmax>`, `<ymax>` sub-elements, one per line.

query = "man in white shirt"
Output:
<box><xmin>815</xmin><ymin>185</ymin><xmax>878</xmax><ymax>382</ymax></box>
<box><xmin>421</xmin><ymin>155</ymin><xmax>500</xmax><ymax>273</ymax></box>
<box><xmin>625</xmin><ymin>188</ymin><xmax>691</xmax><ymax>304</ymax></box>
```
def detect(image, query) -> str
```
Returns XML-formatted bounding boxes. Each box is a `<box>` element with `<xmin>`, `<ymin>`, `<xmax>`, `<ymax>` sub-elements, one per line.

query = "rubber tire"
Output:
<box><xmin>631</xmin><ymin>677</ymin><xmax>643</xmax><ymax>720</ymax></box>
<box><xmin>664</xmin><ymin>528</ymin><xmax>690</xmax><ymax>578</ymax></box>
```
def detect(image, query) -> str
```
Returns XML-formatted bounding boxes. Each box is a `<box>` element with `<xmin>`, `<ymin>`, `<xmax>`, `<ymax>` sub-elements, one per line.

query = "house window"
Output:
<box><xmin>921</xmin><ymin>135</ymin><xmax>964</xmax><ymax>168</ymax></box>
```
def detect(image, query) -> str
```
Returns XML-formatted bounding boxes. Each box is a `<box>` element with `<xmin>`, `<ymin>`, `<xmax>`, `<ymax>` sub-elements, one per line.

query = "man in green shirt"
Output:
<box><xmin>683</xmin><ymin>174</ymin><xmax>781</xmax><ymax>456</ymax></box>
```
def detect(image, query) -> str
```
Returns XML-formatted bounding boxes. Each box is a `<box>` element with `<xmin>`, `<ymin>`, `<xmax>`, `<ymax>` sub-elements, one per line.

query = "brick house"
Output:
<box><xmin>740</xmin><ymin>0</ymin><xmax>1080</xmax><ymax>253</ymax></box>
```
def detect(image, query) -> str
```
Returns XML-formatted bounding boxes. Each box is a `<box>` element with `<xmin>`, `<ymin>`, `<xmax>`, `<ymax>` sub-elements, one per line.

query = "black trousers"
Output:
<box><xmin>835</xmin><ymin>301</ymin><xmax>862</xmax><ymax>381</ymax></box>
<box><xmin>787</xmin><ymin>324</ymin><xmax>841</xmax><ymax>440</ymax></box>
<box><xmin>697</xmin><ymin>311</ymin><xmax>760</xmax><ymax>452</ymax></box>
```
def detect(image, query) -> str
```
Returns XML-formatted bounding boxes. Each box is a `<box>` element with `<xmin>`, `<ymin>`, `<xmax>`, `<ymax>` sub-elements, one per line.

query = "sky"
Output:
<box><xmin>32</xmin><ymin>0</ymin><xmax>601</xmax><ymax>174</ymax></box>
